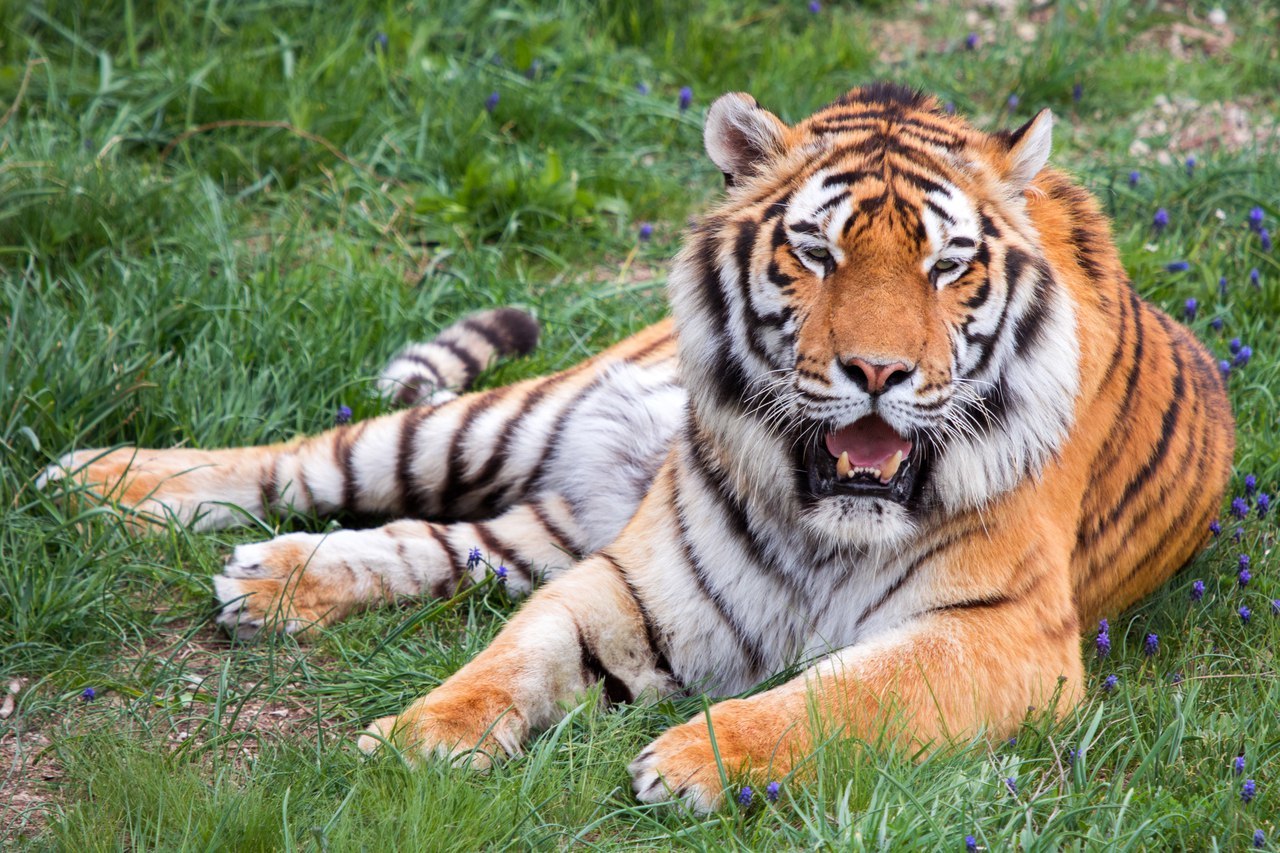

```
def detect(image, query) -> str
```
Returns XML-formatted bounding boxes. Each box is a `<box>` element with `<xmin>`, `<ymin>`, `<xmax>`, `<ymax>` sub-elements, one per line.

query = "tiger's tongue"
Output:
<box><xmin>824</xmin><ymin>415</ymin><xmax>913</xmax><ymax>467</ymax></box>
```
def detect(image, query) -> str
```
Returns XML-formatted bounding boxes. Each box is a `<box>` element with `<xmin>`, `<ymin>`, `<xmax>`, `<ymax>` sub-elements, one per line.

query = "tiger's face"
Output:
<box><xmin>671</xmin><ymin>84</ymin><xmax>1080</xmax><ymax>548</ymax></box>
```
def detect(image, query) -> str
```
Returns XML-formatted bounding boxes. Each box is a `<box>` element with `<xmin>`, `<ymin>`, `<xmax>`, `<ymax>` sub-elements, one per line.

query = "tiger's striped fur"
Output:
<box><xmin>45</xmin><ymin>83</ymin><xmax>1233</xmax><ymax>812</ymax></box>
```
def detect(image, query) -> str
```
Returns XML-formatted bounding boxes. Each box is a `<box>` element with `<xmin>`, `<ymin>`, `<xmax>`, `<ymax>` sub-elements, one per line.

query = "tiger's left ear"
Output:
<box><xmin>704</xmin><ymin>93</ymin><xmax>791</xmax><ymax>187</ymax></box>
<box><xmin>997</xmin><ymin>108</ymin><xmax>1054</xmax><ymax>190</ymax></box>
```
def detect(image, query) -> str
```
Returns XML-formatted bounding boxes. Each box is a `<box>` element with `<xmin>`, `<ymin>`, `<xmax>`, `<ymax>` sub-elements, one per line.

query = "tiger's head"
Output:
<box><xmin>669</xmin><ymin>83</ymin><xmax>1080</xmax><ymax>548</ymax></box>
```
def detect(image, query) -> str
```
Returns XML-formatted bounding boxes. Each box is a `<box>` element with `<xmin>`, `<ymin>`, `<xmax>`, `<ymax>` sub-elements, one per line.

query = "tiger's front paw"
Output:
<box><xmin>213</xmin><ymin>534</ymin><xmax>356</xmax><ymax>639</ymax></box>
<box><xmin>628</xmin><ymin>697</ymin><xmax>803</xmax><ymax>813</ymax></box>
<box><xmin>356</xmin><ymin>687</ymin><xmax>526</xmax><ymax>769</ymax></box>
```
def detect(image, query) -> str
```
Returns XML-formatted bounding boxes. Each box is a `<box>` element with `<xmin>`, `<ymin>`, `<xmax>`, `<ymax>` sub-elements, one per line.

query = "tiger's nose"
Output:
<box><xmin>841</xmin><ymin>357</ymin><xmax>915</xmax><ymax>395</ymax></box>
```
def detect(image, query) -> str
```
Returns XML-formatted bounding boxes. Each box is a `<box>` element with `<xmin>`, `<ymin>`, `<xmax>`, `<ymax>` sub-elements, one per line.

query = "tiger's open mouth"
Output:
<box><xmin>802</xmin><ymin>414</ymin><xmax>927</xmax><ymax>505</ymax></box>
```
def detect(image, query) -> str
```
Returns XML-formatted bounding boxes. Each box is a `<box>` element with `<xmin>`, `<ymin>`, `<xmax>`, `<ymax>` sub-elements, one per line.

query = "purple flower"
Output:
<box><xmin>635</xmin><ymin>82</ymin><xmax>650</xmax><ymax>95</ymax></box>
<box><xmin>1239</xmin><ymin>568</ymin><xmax>1251</xmax><ymax>588</ymax></box>
<box><xmin>1250</xmin><ymin>267</ymin><xmax>1261</xmax><ymax>287</ymax></box>
<box><xmin>1128</xmin><ymin>170</ymin><xmax>1140</xmax><ymax>187</ymax></box>
<box><xmin>1185</xmin><ymin>156</ymin><xmax>1196</xmax><ymax>176</ymax></box>
<box><xmin>943</xmin><ymin>101</ymin><xmax>956</xmax><ymax>115</ymax></box>
<box><xmin>766</xmin><ymin>780</ymin><xmax>780</xmax><ymax>802</ymax></box>
<box><xmin>1232</xmin><ymin>497</ymin><xmax>1249</xmax><ymax>519</ymax></box>
<box><xmin>638</xmin><ymin>222</ymin><xmax>653</xmax><ymax>241</ymax></box>
<box><xmin>495</xmin><ymin>564</ymin><xmax>508</xmax><ymax>581</ymax></box>
<box><xmin>1219</xmin><ymin>276</ymin><xmax>1229</xmax><ymax>296</ymax></box>
<box><xmin>1005</xmin><ymin>776</ymin><xmax>1018</xmax><ymax>796</ymax></box>
<box><xmin>372</xmin><ymin>32</ymin><xmax>389</xmax><ymax>53</ymax></box>
<box><xmin>738</xmin><ymin>785</ymin><xmax>753</xmax><ymax>806</ymax></box>
<box><xmin>1153</xmin><ymin>208</ymin><xmax>1169</xmax><ymax>232</ymax></box>
<box><xmin>966</xmin><ymin>836</ymin><xmax>978</xmax><ymax>852</ymax></box>
<box><xmin>1007</xmin><ymin>94</ymin><xmax>1020</xmax><ymax>110</ymax></box>
<box><xmin>1234</xmin><ymin>345</ymin><xmax>1252</xmax><ymax>368</ymax></box>
<box><xmin>1261</xmin><ymin>228</ymin><xmax>1272</xmax><ymax>252</ymax></box>
<box><xmin>467</xmin><ymin>547</ymin><xmax>482</xmax><ymax>569</ymax></box>
<box><xmin>965</xmin><ymin>32</ymin><xmax>979</xmax><ymax>50</ymax></box>
<box><xmin>1007</xmin><ymin>737</ymin><xmax>1017</xmax><ymax>748</ymax></box>
<box><xmin>1258</xmin><ymin>494</ymin><xmax>1270</xmax><ymax>516</ymax></box>
<box><xmin>1271</xmin><ymin>599</ymin><xmax>1280</xmax><ymax>616</ymax></box>
<box><xmin>1230</xmin><ymin>337</ymin><xmax>1244</xmax><ymax>355</ymax></box>
<box><xmin>1210</xmin><ymin>520</ymin><xmax>1221</xmax><ymax>536</ymax></box>
<box><xmin>1171</xmin><ymin>672</ymin><xmax>1183</xmax><ymax>685</ymax></box>
<box><xmin>1242</xmin><ymin>778</ymin><xmax>1256</xmax><ymax>804</ymax></box>
<box><xmin>808</xmin><ymin>0</ymin><xmax>822</xmax><ymax>12</ymax></box>
<box><xmin>334</xmin><ymin>404</ymin><xmax>352</xmax><ymax>425</ymax></box>
<box><xmin>81</xmin><ymin>687</ymin><xmax>96</xmax><ymax>702</ymax></box>
<box><xmin>1219</xmin><ymin>360</ymin><xmax>1232</xmax><ymax>377</ymax></box>
<box><xmin>1240</xmin><ymin>553</ymin><xmax>1251</xmax><ymax>571</ymax></box>
<box><xmin>1249</xmin><ymin>207</ymin><xmax>1265</xmax><ymax>232</ymax></box>
<box><xmin>1167</xmin><ymin>261</ymin><xmax>1190</xmax><ymax>273</ymax></box>
<box><xmin>1184</xmin><ymin>297</ymin><xmax>1197</xmax><ymax>319</ymax></box>
<box><xmin>1210</xmin><ymin>317</ymin><xmax>1223</xmax><ymax>331</ymax></box>
<box><xmin>1239</xmin><ymin>605</ymin><xmax>1252</xmax><ymax>624</ymax></box>
<box><xmin>1072</xmin><ymin>82</ymin><xmax>1083</xmax><ymax>103</ymax></box>
<box><xmin>1235</xmin><ymin>526</ymin><xmax>1245</xmax><ymax>541</ymax></box>
<box><xmin>1191</xmin><ymin>579</ymin><xmax>1205</xmax><ymax>601</ymax></box>
<box><xmin>1096</xmin><ymin>621</ymin><xmax>1111</xmax><ymax>659</ymax></box>
<box><xmin>1235</xmin><ymin>755</ymin><xmax>1246</xmax><ymax>776</ymax></box>
<box><xmin>678</xmin><ymin>86</ymin><xmax>693</xmax><ymax>112</ymax></box>
<box><xmin>484</xmin><ymin>91</ymin><xmax>500</xmax><ymax>113</ymax></box>
<box><xmin>1255</xmin><ymin>829</ymin><xmax>1266</xmax><ymax>849</ymax></box>
<box><xmin>1245</xmin><ymin>474</ymin><xmax>1257</xmax><ymax>494</ymax></box>
<box><xmin>1143</xmin><ymin>633</ymin><xmax>1159</xmax><ymax>656</ymax></box>
<box><xmin>1100</xmin><ymin>618</ymin><xmax>1109</xmax><ymax>633</ymax></box>
<box><xmin>1102</xmin><ymin>674</ymin><xmax>1119</xmax><ymax>693</ymax></box>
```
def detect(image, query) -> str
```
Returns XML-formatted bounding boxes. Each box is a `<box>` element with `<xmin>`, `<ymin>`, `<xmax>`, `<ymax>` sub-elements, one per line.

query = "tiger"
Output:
<box><xmin>42</xmin><ymin>83</ymin><xmax>1234</xmax><ymax>812</ymax></box>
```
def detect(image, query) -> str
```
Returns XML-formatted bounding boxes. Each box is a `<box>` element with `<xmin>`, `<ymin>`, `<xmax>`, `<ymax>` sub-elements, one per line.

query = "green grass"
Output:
<box><xmin>2</xmin><ymin>0</ymin><xmax>1279</xmax><ymax>848</ymax></box>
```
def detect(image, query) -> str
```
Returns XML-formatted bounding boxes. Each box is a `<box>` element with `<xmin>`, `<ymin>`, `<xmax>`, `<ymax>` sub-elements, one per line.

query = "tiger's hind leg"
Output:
<box><xmin>212</xmin><ymin>492</ymin><xmax>587</xmax><ymax>639</ymax></box>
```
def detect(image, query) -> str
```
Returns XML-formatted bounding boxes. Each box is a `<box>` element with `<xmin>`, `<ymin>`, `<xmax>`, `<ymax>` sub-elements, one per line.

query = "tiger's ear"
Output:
<box><xmin>996</xmin><ymin>108</ymin><xmax>1054</xmax><ymax>190</ymax></box>
<box><xmin>704</xmin><ymin>93</ymin><xmax>790</xmax><ymax>187</ymax></box>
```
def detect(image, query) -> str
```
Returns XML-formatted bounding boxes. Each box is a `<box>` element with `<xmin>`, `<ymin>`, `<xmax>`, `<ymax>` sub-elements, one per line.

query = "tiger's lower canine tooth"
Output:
<box><xmin>879</xmin><ymin>449</ymin><xmax>904</xmax><ymax>483</ymax></box>
<box><xmin>836</xmin><ymin>451</ymin><xmax>851</xmax><ymax>479</ymax></box>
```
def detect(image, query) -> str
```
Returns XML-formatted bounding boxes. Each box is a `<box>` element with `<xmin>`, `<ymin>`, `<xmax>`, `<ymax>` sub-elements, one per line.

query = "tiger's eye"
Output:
<box><xmin>933</xmin><ymin>258</ymin><xmax>959</xmax><ymax>273</ymax></box>
<box><xmin>804</xmin><ymin>246</ymin><xmax>831</xmax><ymax>262</ymax></box>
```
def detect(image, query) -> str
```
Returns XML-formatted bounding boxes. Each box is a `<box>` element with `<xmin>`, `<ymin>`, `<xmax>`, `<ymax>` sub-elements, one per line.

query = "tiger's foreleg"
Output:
<box><xmin>629</xmin><ymin>584</ymin><xmax>1083</xmax><ymax>812</ymax></box>
<box><xmin>356</xmin><ymin>554</ymin><xmax>677</xmax><ymax>766</ymax></box>
<box><xmin>212</xmin><ymin>493</ymin><xmax>589</xmax><ymax>638</ymax></box>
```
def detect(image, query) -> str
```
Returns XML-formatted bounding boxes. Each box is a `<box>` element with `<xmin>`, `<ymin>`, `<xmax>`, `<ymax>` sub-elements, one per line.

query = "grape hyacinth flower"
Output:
<box><xmin>1249</xmin><ymin>206</ymin><xmax>1265</xmax><ymax>232</ymax></box>
<box><xmin>943</xmin><ymin>101</ymin><xmax>956</xmax><ymax>115</ymax></box>
<box><xmin>81</xmin><ymin>687</ymin><xmax>96</xmax><ymax>702</ymax></box>
<box><xmin>1185</xmin><ymin>156</ymin><xmax>1196</xmax><ymax>177</ymax></box>
<box><xmin>966</xmin><ymin>836</ymin><xmax>978</xmax><ymax>852</ymax></box>
<box><xmin>467</xmin><ymin>547</ymin><xmax>482</xmax><ymax>569</ymax></box>
<box><xmin>372</xmin><ymin>32</ymin><xmax>389</xmax><ymax>53</ymax></box>
<box><xmin>1167</xmin><ymin>261</ymin><xmax>1190</xmax><ymax>273</ymax></box>
<box><xmin>1072</xmin><ymin>82</ymin><xmax>1083</xmax><ymax>103</ymax></box>
<box><xmin>1235</xmin><ymin>755</ymin><xmax>1246</xmax><ymax>776</ymax></box>
<box><xmin>1210</xmin><ymin>317</ymin><xmax>1223</xmax><ymax>331</ymax></box>
<box><xmin>638</xmin><ymin>222</ymin><xmax>653</xmax><ymax>241</ymax></box>
<box><xmin>965</xmin><ymin>32</ymin><xmax>979</xmax><ymax>50</ymax></box>
<box><xmin>1191</xmin><ymin>579</ymin><xmax>1205</xmax><ymax>601</ymax></box>
<box><xmin>1095</xmin><ymin>622</ymin><xmax>1111</xmax><ymax>659</ymax></box>
<box><xmin>1232</xmin><ymin>497</ymin><xmax>1249</xmax><ymax>519</ymax></box>
<box><xmin>484</xmin><ymin>91</ymin><xmax>500</xmax><ymax>113</ymax></box>
<box><xmin>1245</xmin><ymin>474</ymin><xmax>1258</xmax><ymax>494</ymax></box>
<box><xmin>1271</xmin><ymin>599</ymin><xmax>1280</xmax><ymax>616</ymax></box>
<box><xmin>1144</xmin><ymin>633</ymin><xmax>1159</xmax><ymax>656</ymax></box>
<box><xmin>1239</xmin><ymin>554</ymin><xmax>1251</xmax><ymax>586</ymax></box>
<box><xmin>766</xmin><ymin>781</ymin><xmax>780</xmax><ymax>802</ymax></box>
<box><xmin>808</xmin><ymin>0</ymin><xmax>821</xmax><ymax>12</ymax></box>
<box><xmin>1235</xmin><ymin>526</ymin><xmax>1245</xmax><ymax>541</ymax></box>
<box><xmin>1234</xmin><ymin>345</ymin><xmax>1252</xmax><ymax>368</ymax></box>
<box><xmin>635</xmin><ymin>82</ymin><xmax>650</xmax><ymax>95</ymax></box>
<box><xmin>1219</xmin><ymin>276</ymin><xmax>1229</xmax><ymax>296</ymax></box>
<box><xmin>1128</xmin><ymin>170</ymin><xmax>1140</xmax><ymax>188</ymax></box>
<box><xmin>1219</xmin><ymin>360</ymin><xmax>1232</xmax><ymax>377</ymax></box>
<box><xmin>1184</xmin><ymin>297</ymin><xmax>1197</xmax><ymax>319</ymax></box>
<box><xmin>678</xmin><ymin>86</ymin><xmax>693</xmax><ymax>111</ymax></box>
<box><xmin>1261</xmin><ymin>228</ymin><xmax>1272</xmax><ymax>252</ymax></box>
<box><xmin>1239</xmin><ymin>605</ymin><xmax>1251</xmax><ymax>625</ymax></box>
<box><xmin>1258</xmin><ymin>494</ymin><xmax>1270</xmax><ymax>516</ymax></box>
<box><xmin>1230</xmin><ymin>338</ymin><xmax>1244</xmax><ymax>355</ymax></box>
<box><xmin>1007</xmin><ymin>94</ymin><xmax>1020</xmax><ymax>110</ymax></box>
<box><xmin>1255</xmin><ymin>829</ymin><xmax>1266</xmax><ymax>849</ymax></box>
<box><xmin>1250</xmin><ymin>267</ymin><xmax>1261</xmax><ymax>287</ymax></box>
<box><xmin>1102</xmin><ymin>674</ymin><xmax>1119</xmax><ymax>693</ymax></box>
<box><xmin>335</xmin><ymin>404</ymin><xmax>352</xmax><ymax>425</ymax></box>
<box><xmin>1153</xmin><ymin>208</ymin><xmax>1169</xmax><ymax>232</ymax></box>
<box><xmin>495</xmin><ymin>564</ymin><xmax>508</xmax><ymax>581</ymax></box>
<box><xmin>1005</xmin><ymin>777</ymin><xmax>1018</xmax><ymax>796</ymax></box>
<box><xmin>1210</xmin><ymin>519</ymin><xmax>1222</xmax><ymax>536</ymax></box>
<box><xmin>1171</xmin><ymin>672</ymin><xmax>1183</xmax><ymax>685</ymax></box>
<box><xmin>1241</xmin><ymin>779</ymin><xmax>1257</xmax><ymax>804</ymax></box>
<box><xmin>738</xmin><ymin>786</ymin><xmax>753</xmax><ymax>806</ymax></box>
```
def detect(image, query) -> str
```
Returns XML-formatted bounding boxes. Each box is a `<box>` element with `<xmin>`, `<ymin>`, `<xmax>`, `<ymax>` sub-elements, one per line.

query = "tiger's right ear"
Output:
<box><xmin>704</xmin><ymin>93</ymin><xmax>790</xmax><ymax>187</ymax></box>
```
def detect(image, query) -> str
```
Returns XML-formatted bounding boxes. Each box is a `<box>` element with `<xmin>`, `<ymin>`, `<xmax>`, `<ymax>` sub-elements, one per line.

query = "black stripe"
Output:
<box><xmin>472</xmin><ymin>521</ymin><xmax>532</xmax><ymax>585</ymax></box>
<box><xmin>437</xmin><ymin>389</ymin><xmax>506</xmax><ymax>519</ymax></box>
<box><xmin>396</xmin><ymin>351</ymin><xmax>447</xmax><ymax>387</ymax></box>
<box><xmin>1012</xmin><ymin>263</ymin><xmax>1054</xmax><ymax>354</ymax></box>
<box><xmin>334</xmin><ymin>423</ymin><xmax>363</xmax><ymax>510</ymax></box>
<box><xmin>459</xmin><ymin>317</ymin><xmax>506</xmax><ymax>351</ymax></box>
<box><xmin>423</xmin><ymin>522</ymin><xmax>463</xmax><ymax>596</ymax></box>
<box><xmin>396</xmin><ymin>406</ymin><xmax>434</xmax><ymax>517</ymax></box>
<box><xmin>434</xmin><ymin>339</ymin><xmax>482</xmax><ymax>379</ymax></box>
<box><xmin>598</xmin><ymin>550</ymin><xmax>675</xmax><ymax>679</ymax></box>
<box><xmin>259</xmin><ymin>455</ymin><xmax>280</xmax><ymax>512</ymax></box>
<box><xmin>529</xmin><ymin>500</ymin><xmax>579</xmax><ymax>555</ymax></box>
<box><xmin>575</xmin><ymin>621</ymin><xmax>633</xmax><ymax>706</ymax></box>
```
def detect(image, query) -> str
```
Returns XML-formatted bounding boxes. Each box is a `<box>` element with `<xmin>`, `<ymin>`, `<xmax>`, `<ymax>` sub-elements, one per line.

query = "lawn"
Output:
<box><xmin>2</xmin><ymin>0</ymin><xmax>1278</xmax><ymax>848</ymax></box>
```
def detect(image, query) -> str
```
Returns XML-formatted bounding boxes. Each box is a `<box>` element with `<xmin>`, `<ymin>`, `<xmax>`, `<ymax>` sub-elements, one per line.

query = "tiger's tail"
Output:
<box><xmin>377</xmin><ymin>307</ymin><xmax>541</xmax><ymax>406</ymax></box>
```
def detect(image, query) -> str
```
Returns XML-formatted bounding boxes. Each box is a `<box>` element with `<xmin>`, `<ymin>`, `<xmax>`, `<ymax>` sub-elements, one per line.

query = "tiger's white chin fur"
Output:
<box><xmin>799</xmin><ymin>496</ymin><xmax>917</xmax><ymax>550</ymax></box>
